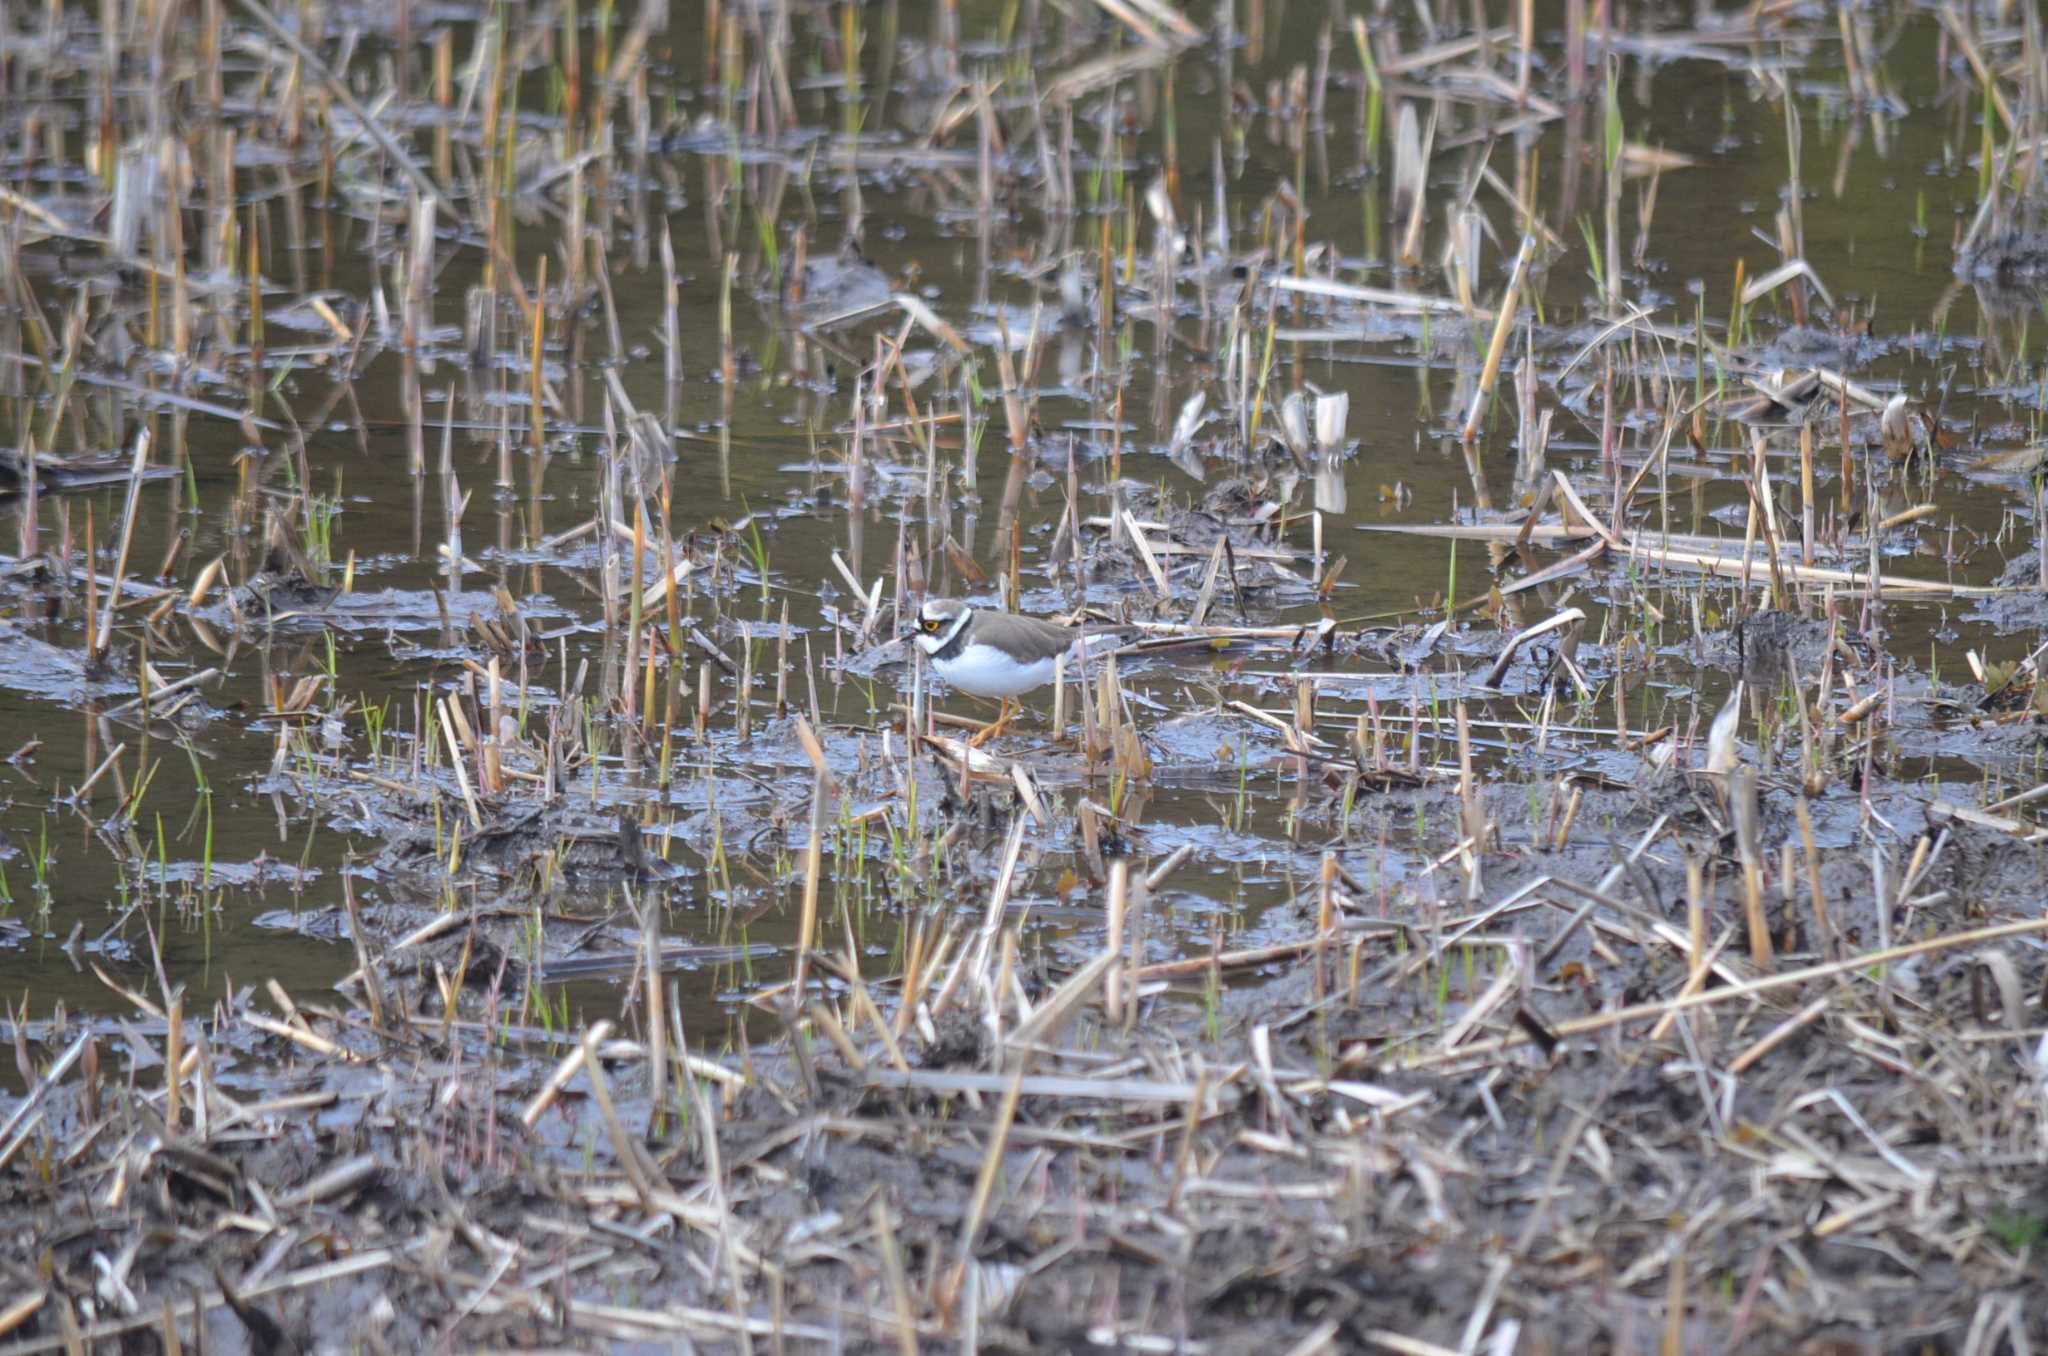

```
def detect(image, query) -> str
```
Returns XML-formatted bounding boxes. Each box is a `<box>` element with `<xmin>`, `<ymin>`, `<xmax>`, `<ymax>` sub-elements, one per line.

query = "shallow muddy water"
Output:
<box><xmin>0</xmin><ymin>0</ymin><xmax>2044</xmax><ymax>1056</ymax></box>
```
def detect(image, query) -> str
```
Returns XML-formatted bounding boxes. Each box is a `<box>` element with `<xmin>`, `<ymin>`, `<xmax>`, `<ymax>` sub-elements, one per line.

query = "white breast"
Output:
<box><xmin>931</xmin><ymin>641</ymin><xmax>1061</xmax><ymax>698</ymax></box>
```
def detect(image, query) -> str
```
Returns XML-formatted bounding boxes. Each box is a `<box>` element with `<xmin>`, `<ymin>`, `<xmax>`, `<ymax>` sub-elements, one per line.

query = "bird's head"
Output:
<box><xmin>910</xmin><ymin>598</ymin><xmax>970</xmax><ymax>656</ymax></box>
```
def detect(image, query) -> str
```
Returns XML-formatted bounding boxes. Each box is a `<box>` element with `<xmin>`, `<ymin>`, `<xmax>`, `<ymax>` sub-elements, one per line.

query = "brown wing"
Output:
<box><xmin>978</xmin><ymin>612</ymin><xmax>1082</xmax><ymax>664</ymax></box>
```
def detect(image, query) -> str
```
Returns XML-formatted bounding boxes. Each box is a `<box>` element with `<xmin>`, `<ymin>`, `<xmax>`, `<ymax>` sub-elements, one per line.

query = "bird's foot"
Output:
<box><xmin>967</xmin><ymin>700</ymin><xmax>1016</xmax><ymax>748</ymax></box>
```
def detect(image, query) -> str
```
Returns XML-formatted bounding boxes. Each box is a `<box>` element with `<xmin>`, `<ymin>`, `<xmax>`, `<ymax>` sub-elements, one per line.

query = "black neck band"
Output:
<box><xmin>931</xmin><ymin>615</ymin><xmax>973</xmax><ymax>663</ymax></box>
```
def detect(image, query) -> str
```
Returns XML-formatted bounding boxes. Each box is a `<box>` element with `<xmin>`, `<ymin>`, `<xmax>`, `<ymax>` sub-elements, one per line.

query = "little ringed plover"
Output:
<box><xmin>909</xmin><ymin>597</ymin><xmax>1114</xmax><ymax>740</ymax></box>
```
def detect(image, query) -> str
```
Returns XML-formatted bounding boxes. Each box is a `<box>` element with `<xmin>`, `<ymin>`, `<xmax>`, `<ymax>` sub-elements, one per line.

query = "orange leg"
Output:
<box><xmin>966</xmin><ymin>698</ymin><xmax>1016</xmax><ymax>747</ymax></box>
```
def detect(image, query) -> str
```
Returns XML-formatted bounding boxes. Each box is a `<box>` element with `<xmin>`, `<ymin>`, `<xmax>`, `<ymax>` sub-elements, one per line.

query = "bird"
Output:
<box><xmin>908</xmin><ymin>597</ymin><xmax>1109</xmax><ymax>742</ymax></box>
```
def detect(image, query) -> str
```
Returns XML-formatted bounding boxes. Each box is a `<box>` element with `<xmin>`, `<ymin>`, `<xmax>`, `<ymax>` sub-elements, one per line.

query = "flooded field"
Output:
<box><xmin>5</xmin><ymin>0</ymin><xmax>2048</xmax><ymax>1348</ymax></box>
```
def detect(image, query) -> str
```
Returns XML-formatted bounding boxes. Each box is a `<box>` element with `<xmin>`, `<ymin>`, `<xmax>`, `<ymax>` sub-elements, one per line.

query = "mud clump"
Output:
<box><xmin>1958</xmin><ymin>229</ymin><xmax>2048</xmax><ymax>285</ymax></box>
<box><xmin>1699</xmin><ymin>608</ymin><xmax>1841</xmax><ymax>685</ymax></box>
